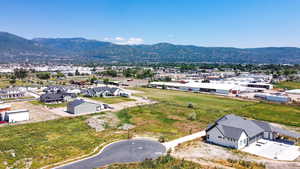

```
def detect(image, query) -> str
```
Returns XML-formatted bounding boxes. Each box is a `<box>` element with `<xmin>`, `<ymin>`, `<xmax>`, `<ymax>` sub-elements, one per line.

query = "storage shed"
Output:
<box><xmin>4</xmin><ymin>109</ymin><xmax>29</xmax><ymax>123</ymax></box>
<box><xmin>67</xmin><ymin>99</ymin><xmax>104</xmax><ymax>115</ymax></box>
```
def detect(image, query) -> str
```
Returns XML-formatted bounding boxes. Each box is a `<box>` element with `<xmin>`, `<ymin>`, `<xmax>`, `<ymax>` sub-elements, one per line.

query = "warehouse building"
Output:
<box><xmin>149</xmin><ymin>81</ymin><xmax>239</xmax><ymax>95</ymax></box>
<box><xmin>67</xmin><ymin>99</ymin><xmax>104</xmax><ymax>115</ymax></box>
<box><xmin>254</xmin><ymin>93</ymin><xmax>291</xmax><ymax>103</ymax></box>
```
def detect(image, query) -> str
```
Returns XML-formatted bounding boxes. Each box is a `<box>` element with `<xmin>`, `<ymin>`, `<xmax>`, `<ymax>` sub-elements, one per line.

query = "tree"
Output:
<box><xmin>164</xmin><ymin>76</ymin><xmax>172</xmax><ymax>82</ymax></box>
<box><xmin>103</xmin><ymin>78</ymin><xmax>110</xmax><ymax>85</ymax></box>
<box><xmin>123</xmin><ymin>68</ymin><xmax>135</xmax><ymax>77</ymax></box>
<box><xmin>187</xmin><ymin>112</ymin><xmax>197</xmax><ymax>121</ymax></box>
<box><xmin>36</xmin><ymin>72</ymin><xmax>51</xmax><ymax>80</ymax></box>
<box><xmin>75</xmin><ymin>69</ymin><xmax>80</xmax><ymax>76</ymax></box>
<box><xmin>14</xmin><ymin>68</ymin><xmax>28</xmax><ymax>79</ymax></box>
<box><xmin>187</xmin><ymin>103</ymin><xmax>194</xmax><ymax>108</ymax></box>
<box><xmin>55</xmin><ymin>71</ymin><xmax>65</xmax><ymax>78</ymax></box>
<box><xmin>90</xmin><ymin>76</ymin><xmax>97</xmax><ymax>84</ymax></box>
<box><xmin>103</xmin><ymin>69</ymin><xmax>117</xmax><ymax>77</ymax></box>
<box><xmin>9</xmin><ymin>75</ymin><xmax>16</xmax><ymax>85</ymax></box>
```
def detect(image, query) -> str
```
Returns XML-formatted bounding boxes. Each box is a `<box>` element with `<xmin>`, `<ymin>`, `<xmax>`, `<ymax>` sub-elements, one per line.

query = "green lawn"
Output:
<box><xmin>275</xmin><ymin>81</ymin><xmax>300</xmax><ymax>90</ymax></box>
<box><xmin>29</xmin><ymin>100</ymin><xmax>68</xmax><ymax>108</ymax></box>
<box><xmin>85</xmin><ymin>96</ymin><xmax>135</xmax><ymax>104</ymax></box>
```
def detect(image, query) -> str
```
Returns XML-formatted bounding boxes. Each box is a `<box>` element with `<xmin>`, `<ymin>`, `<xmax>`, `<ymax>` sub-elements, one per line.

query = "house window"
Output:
<box><xmin>218</xmin><ymin>136</ymin><xmax>222</xmax><ymax>139</ymax></box>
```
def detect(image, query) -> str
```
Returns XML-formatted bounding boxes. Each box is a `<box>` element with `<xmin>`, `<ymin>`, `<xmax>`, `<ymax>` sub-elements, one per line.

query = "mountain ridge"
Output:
<box><xmin>0</xmin><ymin>31</ymin><xmax>300</xmax><ymax>64</ymax></box>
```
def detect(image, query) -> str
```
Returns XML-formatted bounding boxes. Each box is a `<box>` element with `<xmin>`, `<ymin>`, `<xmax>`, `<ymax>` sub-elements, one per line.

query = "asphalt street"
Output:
<box><xmin>55</xmin><ymin>139</ymin><xmax>166</xmax><ymax>169</ymax></box>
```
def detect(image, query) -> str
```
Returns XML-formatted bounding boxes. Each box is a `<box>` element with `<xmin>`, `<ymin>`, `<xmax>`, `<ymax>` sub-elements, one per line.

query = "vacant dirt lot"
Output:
<box><xmin>9</xmin><ymin>101</ymin><xmax>61</xmax><ymax>123</ymax></box>
<box><xmin>172</xmin><ymin>139</ymin><xmax>300</xmax><ymax>169</ymax></box>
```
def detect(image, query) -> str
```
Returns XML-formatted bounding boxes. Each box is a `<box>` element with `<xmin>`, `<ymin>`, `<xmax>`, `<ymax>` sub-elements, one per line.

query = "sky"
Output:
<box><xmin>0</xmin><ymin>0</ymin><xmax>300</xmax><ymax>48</ymax></box>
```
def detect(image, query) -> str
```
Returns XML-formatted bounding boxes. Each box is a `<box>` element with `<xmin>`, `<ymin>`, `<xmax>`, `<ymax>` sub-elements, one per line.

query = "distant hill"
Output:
<box><xmin>1</xmin><ymin>31</ymin><xmax>300</xmax><ymax>64</ymax></box>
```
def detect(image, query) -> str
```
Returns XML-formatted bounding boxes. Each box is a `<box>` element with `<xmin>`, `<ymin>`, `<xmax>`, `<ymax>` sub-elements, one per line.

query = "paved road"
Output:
<box><xmin>55</xmin><ymin>139</ymin><xmax>166</xmax><ymax>169</ymax></box>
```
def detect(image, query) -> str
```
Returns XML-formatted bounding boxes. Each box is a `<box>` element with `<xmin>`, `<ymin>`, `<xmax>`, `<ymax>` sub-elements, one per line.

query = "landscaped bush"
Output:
<box><xmin>107</xmin><ymin>155</ymin><xmax>204</xmax><ymax>169</ymax></box>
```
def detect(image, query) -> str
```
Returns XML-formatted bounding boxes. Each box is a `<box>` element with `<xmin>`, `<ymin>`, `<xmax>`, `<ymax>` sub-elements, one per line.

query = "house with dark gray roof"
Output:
<box><xmin>83</xmin><ymin>87</ymin><xmax>127</xmax><ymax>97</ymax></box>
<box><xmin>206</xmin><ymin>114</ymin><xmax>300</xmax><ymax>149</ymax></box>
<box><xmin>40</xmin><ymin>92</ymin><xmax>76</xmax><ymax>103</ymax></box>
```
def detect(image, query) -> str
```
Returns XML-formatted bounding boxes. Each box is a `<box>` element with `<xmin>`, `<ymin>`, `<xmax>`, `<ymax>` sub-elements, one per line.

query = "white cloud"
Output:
<box><xmin>108</xmin><ymin>37</ymin><xmax>144</xmax><ymax>45</ymax></box>
<box><xmin>126</xmin><ymin>38</ymin><xmax>144</xmax><ymax>45</ymax></box>
<box><xmin>103</xmin><ymin>37</ymin><xmax>111</xmax><ymax>41</ymax></box>
<box><xmin>115</xmin><ymin>37</ymin><xmax>125</xmax><ymax>41</ymax></box>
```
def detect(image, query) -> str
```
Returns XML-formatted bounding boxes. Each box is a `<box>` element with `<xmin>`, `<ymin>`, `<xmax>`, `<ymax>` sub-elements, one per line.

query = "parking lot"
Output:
<box><xmin>242</xmin><ymin>139</ymin><xmax>300</xmax><ymax>161</ymax></box>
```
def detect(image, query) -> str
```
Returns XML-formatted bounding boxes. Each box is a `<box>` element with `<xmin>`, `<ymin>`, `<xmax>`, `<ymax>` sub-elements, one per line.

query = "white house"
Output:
<box><xmin>4</xmin><ymin>109</ymin><xmax>29</xmax><ymax>123</ymax></box>
<box><xmin>206</xmin><ymin>114</ymin><xmax>300</xmax><ymax>149</ymax></box>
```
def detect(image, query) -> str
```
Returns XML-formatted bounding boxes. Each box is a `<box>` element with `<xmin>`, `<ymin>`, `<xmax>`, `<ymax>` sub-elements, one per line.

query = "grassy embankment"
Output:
<box><xmin>28</xmin><ymin>100</ymin><xmax>68</xmax><ymax>108</ymax></box>
<box><xmin>84</xmin><ymin>96</ymin><xmax>135</xmax><ymax>104</ymax></box>
<box><xmin>106</xmin><ymin>154</ymin><xmax>265</xmax><ymax>169</ymax></box>
<box><xmin>275</xmin><ymin>81</ymin><xmax>300</xmax><ymax>90</ymax></box>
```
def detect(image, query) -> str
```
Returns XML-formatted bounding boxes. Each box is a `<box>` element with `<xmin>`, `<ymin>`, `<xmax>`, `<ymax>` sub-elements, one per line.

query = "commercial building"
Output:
<box><xmin>0</xmin><ymin>104</ymin><xmax>11</xmax><ymax>112</ymax></box>
<box><xmin>254</xmin><ymin>93</ymin><xmax>290</xmax><ymax>103</ymax></box>
<box><xmin>149</xmin><ymin>81</ymin><xmax>239</xmax><ymax>95</ymax></box>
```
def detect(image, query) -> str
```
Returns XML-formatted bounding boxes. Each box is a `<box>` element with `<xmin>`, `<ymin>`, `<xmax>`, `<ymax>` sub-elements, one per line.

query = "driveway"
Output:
<box><xmin>163</xmin><ymin>131</ymin><xmax>206</xmax><ymax>150</ymax></box>
<box><xmin>55</xmin><ymin>139</ymin><xmax>166</xmax><ymax>169</ymax></box>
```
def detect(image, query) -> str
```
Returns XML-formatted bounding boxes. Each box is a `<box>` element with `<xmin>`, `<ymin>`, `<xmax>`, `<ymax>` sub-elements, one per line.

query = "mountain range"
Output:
<box><xmin>1</xmin><ymin>31</ymin><xmax>300</xmax><ymax>64</ymax></box>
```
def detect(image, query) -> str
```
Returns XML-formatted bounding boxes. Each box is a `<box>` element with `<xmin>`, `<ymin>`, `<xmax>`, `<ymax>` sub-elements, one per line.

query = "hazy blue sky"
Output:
<box><xmin>1</xmin><ymin>0</ymin><xmax>300</xmax><ymax>47</ymax></box>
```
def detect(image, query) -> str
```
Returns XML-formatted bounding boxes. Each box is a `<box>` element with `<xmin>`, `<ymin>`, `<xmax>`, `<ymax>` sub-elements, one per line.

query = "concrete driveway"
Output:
<box><xmin>55</xmin><ymin>139</ymin><xmax>166</xmax><ymax>169</ymax></box>
<box><xmin>163</xmin><ymin>131</ymin><xmax>206</xmax><ymax>150</ymax></box>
